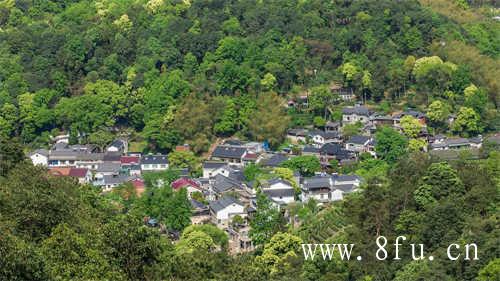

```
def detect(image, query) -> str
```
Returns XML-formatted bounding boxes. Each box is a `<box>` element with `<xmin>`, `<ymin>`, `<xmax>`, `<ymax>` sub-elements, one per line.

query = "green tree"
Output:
<box><xmin>168</xmin><ymin>150</ymin><xmax>200</xmax><ymax>173</ymax></box>
<box><xmin>451</xmin><ymin>107</ymin><xmax>482</xmax><ymax>137</ymax></box>
<box><xmin>249</xmin><ymin>192</ymin><xmax>285</xmax><ymax>246</ymax></box>
<box><xmin>374</xmin><ymin>127</ymin><xmax>408</xmax><ymax>163</ymax></box>
<box><xmin>256</xmin><ymin>232</ymin><xmax>303</xmax><ymax>276</ymax></box>
<box><xmin>427</xmin><ymin>100</ymin><xmax>450</xmax><ymax>129</ymax></box>
<box><xmin>281</xmin><ymin>156</ymin><xmax>321</xmax><ymax>177</ymax></box>
<box><xmin>400</xmin><ymin>115</ymin><xmax>422</xmax><ymax>138</ymax></box>
<box><xmin>247</xmin><ymin>92</ymin><xmax>290</xmax><ymax>147</ymax></box>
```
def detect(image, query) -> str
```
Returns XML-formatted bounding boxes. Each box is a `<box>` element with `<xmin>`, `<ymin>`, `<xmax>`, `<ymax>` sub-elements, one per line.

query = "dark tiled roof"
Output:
<box><xmin>333</xmin><ymin>174</ymin><xmax>362</xmax><ymax>182</ymax></box>
<box><xmin>141</xmin><ymin>155</ymin><xmax>168</xmax><ymax>164</ymax></box>
<box><xmin>394</xmin><ymin>110</ymin><xmax>426</xmax><ymax>119</ymax></box>
<box><xmin>96</xmin><ymin>162</ymin><xmax>121</xmax><ymax>173</ymax></box>
<box><xmin>342</xmin><ymin>106</ymin><xmax>370</xmax><ymax>116</ymax></box>
<box><xmin>263</xmin><ymin>189</ymin><xmax>295</xmax><ymax>198</ymax></box>
<box><xmin>209</xmin><ymin>196</ymin><xmax>242</xmax><ymax>212</ymax></box>
<box><xmin>347</xmin><ymin>135</ymin><xmax>371</xmax><ymax>145</ymax></box>
<box><xmin>302</xmin><ymin>176</ymin><xmax>332</xmax><ymax>190</ymax></box>
<box><xmin>212</xmin><ymin>145</ymin><xmax>247</xmax><ymax>159</ymax></box>
<box><xmin>103</xmin><ymin>152</ymin><xmax>122</xmax><ymax>162</ymax></box>
<box><xmin>267</xmin><ymin>178</ymin><xmax>293</xmax><ymax>187</ymax></box>
<box><xmin>212</xmin><ymin>174</ymin><xmax>244</xmax><ymax>193</ymax></box>
<box><xmin>263</xmin><ymin>154</ymin><xmax>289</xmax><ymax>167</ymax></box>
<box><xmin>109</xmin><ymin>139</ymin><xmax>125</xmax><ymax>148</ymax></box>
<box><xmin>203</xmin><ymin>161</ymin><xmax>227</xmax><ymax>169</ymax></box>
<box><xmin>302</xmin><ymin>145</ymin><xmax>320</xmax><ymax>154</ymax></box>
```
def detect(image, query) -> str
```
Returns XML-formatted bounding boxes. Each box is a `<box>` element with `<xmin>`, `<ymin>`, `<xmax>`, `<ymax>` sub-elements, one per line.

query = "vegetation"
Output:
<box><xmin>0</xmin><ymin>0</ymin><xmax>499</xmax><ymax>280</ymax></box>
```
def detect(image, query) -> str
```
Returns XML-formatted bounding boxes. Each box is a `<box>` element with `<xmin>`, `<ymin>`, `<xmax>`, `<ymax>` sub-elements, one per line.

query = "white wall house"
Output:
<box><xmin>209</xmin><ymin>196</ymin><xmax>246</xmax><ymax>228</ymax></box>
<box><xmin>29</xmin><ymin>149</ymin><xmax>49</xmax><ymax>166</ymax></box>
<box><xmin>140</xmin><ymin>155</ymin><xmax>169</xmax><ymax>172</ymax></box>
<box><xmin>262</xmin><ymin>179</ymin><xmax>295</xmax><ymax>205</ymax></box>
<box><xmin>342</xmin><ymin>106</ymin><xmax>371</xmax><ymax>125</ymax></box>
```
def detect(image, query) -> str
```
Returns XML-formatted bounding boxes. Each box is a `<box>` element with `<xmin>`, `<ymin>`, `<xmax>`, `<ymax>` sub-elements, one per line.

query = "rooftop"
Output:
<box><xmin>209</xmin><ymin>196</ymin><xmax>242</xmax><ymax>212</ymax></box>
<box><xmin>212</xmin><ymin>145</ymin><xmax>247</xmax><ymax>159</ymax></box>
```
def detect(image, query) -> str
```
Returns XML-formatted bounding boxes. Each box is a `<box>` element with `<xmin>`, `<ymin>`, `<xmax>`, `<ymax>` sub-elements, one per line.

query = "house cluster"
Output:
<box><xmin>287</xmin><ymin>104</ymin><xmax>489</xmax><ymax>166</ymax></box>
<box><xmin>170</xmin><ymin>139</ymin><xmax>363</xmax><ymax>252</ymax></box>
<box><xmin>28</xmin><ymin>137</ymin><xmax>172</xmax><ymax>193</ymax></box>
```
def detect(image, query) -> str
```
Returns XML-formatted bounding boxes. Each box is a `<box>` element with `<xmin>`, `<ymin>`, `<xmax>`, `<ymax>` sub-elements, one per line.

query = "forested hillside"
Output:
<box><xmin>0</xmin><ymin>0</ymin><xmax>498</xmax><ymax>151</ymax></box>
<box><xmin>1</xmin><ymin>0</ymin><xmax>499</xmax><ymax>280</ymax></box>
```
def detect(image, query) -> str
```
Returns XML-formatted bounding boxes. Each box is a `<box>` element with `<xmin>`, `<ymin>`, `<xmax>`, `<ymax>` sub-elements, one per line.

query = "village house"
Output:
<box><xmin>29</xmin><ymin>149</ymin><xmax>49</xmax><ymax>166</ymax></box>
<box><xmin>140</xmin><ymin>154</ymin><xmax>169</xmax><ymax>171</ymax></box>
<box><xmin>287</xmin><ymin>128</ymin><xmax>308</xmax><ymax>143</ymax></box>
<box><xmin>300</xmin><ymin>175</ymin><xmax>333</xmax><ymax>203</ymax></box>
<box><xmin>342</xmin><ymin>105</ymin><xmax>371</xmax><ymax>125</ymax></box>
<box><xmin>301</xmin><ymin>174</ymin><xmax>362</xmax><ymax>203</ymax></box>
<box><xmin>48</xmin><ymin>167</ymin><xmax>92</xmax><ymax>184</ymax></box>
<box><xmin>259</xmin><ymin>153</ymin><xmax>289</xmax><ymax>168</ymax></box>
<box><xmin>211</xmin><ymin>145</ymin><xmax>248</xmax><ymax>166</ymax></box>
<box><xmin>202</xmin><ymin>161</ymin><xmax>228</xmax><ymax>178</ymax></box>
<box><xmin>190</xmin><ymin>199</ymin><xmax>210</xmax><ymax>225</ymax></box>
<box><xmin>172</xmin><ymin>177</ymin><xmax>203</xmax><ymax>198</ymax></box>
<box><xmin>302</xmin><ymin>145</ymin><xmax>320</xmax><ymax>156</ymax></box>
<box><xmin>325</xmin><ymin>121</ymin><xmax>340</xmax><ymax>132</ymax></box>
<box><xmin>345</xmin><ymin>135</ymin><xmax>375</xmax><ymax>155</ymax></box>
<box><xmin>330</xmin><ymin>82</ymin><xmax>355</xmax><ymax>101</ymax></box>
<box><xmin>319</xmin><ymin>143</ymin><xmax>354</xmax><ymax>165</ymax></box>
<box><xmin>107</xmin><ymin>139</ymin><xmax>127</xmax><ymax>153</ymax></box>
<box><xmin>261</xmin><ymin>179</ymin><xmax>295</xmax><ymax>205</ymax></box>
<box><xmin>308</xmin><ymin>130</ymin><xmax>342</xmax><ymax>146</ymax></box>
<box><xmin>393</xmin><ymin>110</ymin><xmax>427</xmax><ymax>127</ymax></box>
<box><xmin>430</xmin><ymin>136</ymin><xmax>482</xmax><ymax>150</ymax></box>
<box><xmin>228</xmin><ymin>226</ymin><xmax>254</xmax><ymax>254</ymax></box>
<box><xmin>209</xmin><ymin>196</ymin><xmax>246</xmax><ymax>228</ymax></box>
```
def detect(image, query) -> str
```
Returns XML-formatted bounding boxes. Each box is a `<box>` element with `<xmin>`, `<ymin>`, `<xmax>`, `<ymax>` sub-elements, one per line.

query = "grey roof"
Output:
<box><xmin>333</xmin><ymin>184</ymin><xmax>357</xmax><ymax>193</ymax></box>
<box><xmin>141</xmin><ymin>155</ymin><xmax>168</xmax><ymax>165</ymax></box>
<box><xmin>96</xmin><ymin>162</ymin><xmax>121</xmax><ymax>173</ymax></box>
<box><xmin>212</xmin><ymin>145</ymin><xmax>247</xmax><ymax>159</ymax></box>
<box><xmin>209</xmin><ymin>196</ymin><xmax>242</xmax><ymax>212</ymax></box>
<box><xmin>333</xmin><ymin>174</ymin><xmax>362</xmax><ymax>182</ymax></box>
<box><xmin>103</xmin><ymin>152</ymin><xmax>121</xmax><ymax>162</ymax></box>
<box><xmin>263</xmin><ymin>154</ymin><xmax>289</xmax><ymax>167</ymax></box>
<box><xmin>302</xmin><ymin>145</ymin><xmax>320</xmax><ymax>154</ymax></box>
<box><xmin>347</xmin><ymin>135</ymin><xmax>371</xmax><ymax>145</ymax></box>
<box><xmin>77</xmin><ymin>153</ymin><xmax>104</xmax><ymax>161</ymax></box>
<box><xmin>267</xmin><ymin>178</ymin><xmax>293</xmax><ymax>187</ymax></box>
<box><xmin>48</xmin><ymin>150</ymin><xmax>79</xmax><ymax>160</ymax></box>
<box><xmin>342</xmin><ymin>106</ymin><xmax>370</xmax><ymax>116</ymax></box>
<box><xmin>102</xmin><ymin>174</ymin><xmax>130</xmax><ymax>185</ymax></box>
<box><xmin>302</xmin><ymin>176</ymin><xmax>332</xmax><ymax>190</ymax></box>
<box><xmin>109</xmin><ymin>139</ymin><xmax>125</xmax><ymax>148</ymax></box>
<box><xmin>190</xmin><ymin>199</ymin><xmax>208</xmax><ymax>210</ymax></box>
<box><xmin>395</xmin><ymin>110</ymin><xmax>426</xmax><ymax>119</ymax></box>
<box><xmin>203</xmin><ymin>161</ymin><xmax>227</xmax><ymax>169</ymax></box>
<box><xmin>431</xmin><ymin>138</ymin><xmax>471</xmax><ymax>149</ymax></box>
<box><xmin>30</xmin><ymin>149</ymin><xmax>49</xmax><ymax>157</ymax></box>
<box><xmin>309</xmin><ymin>130</ymin><xmax>340</xmax><ymax>139</ymax></box>
<box><xmin>212</xmin><ymin>174</ymin><xmax>244</xmax><ymax>193</ymax></box>
<box><xmin>263</xmin><ymin>189</ymin><xmax>295</xmax><ymax>198</ymax></box>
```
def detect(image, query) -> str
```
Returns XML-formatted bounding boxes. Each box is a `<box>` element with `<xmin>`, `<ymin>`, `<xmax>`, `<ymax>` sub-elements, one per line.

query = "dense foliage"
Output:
<box><xmin>0</xmin><ymin>0</ymin><xmax>499</xmax><ymax>280</ymax></box>
<box><xmin>0</xmin><ymin>0</ymin><xmax>498</xmax><ymax>151</ymax></box>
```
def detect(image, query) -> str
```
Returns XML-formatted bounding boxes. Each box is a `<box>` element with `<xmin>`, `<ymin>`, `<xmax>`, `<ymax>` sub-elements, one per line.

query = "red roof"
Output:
<box><xmin>68</xmin><ymin>168</ymin><xmax>89</xmax><ymax>178</ymax></box>
<box><xmin>130</xmin><ymin>178</ymin><xmax>145</xmax><ymax>188</ymax></box>
<box><xmin>171</xmin><ymin>178</ymin><xmax>200</xmax><ymax>190</ymax></box>
<box><xmin>121</xmin><ymin>156</ymin><xmax>140</xmax><ymax>164</ymax></box>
